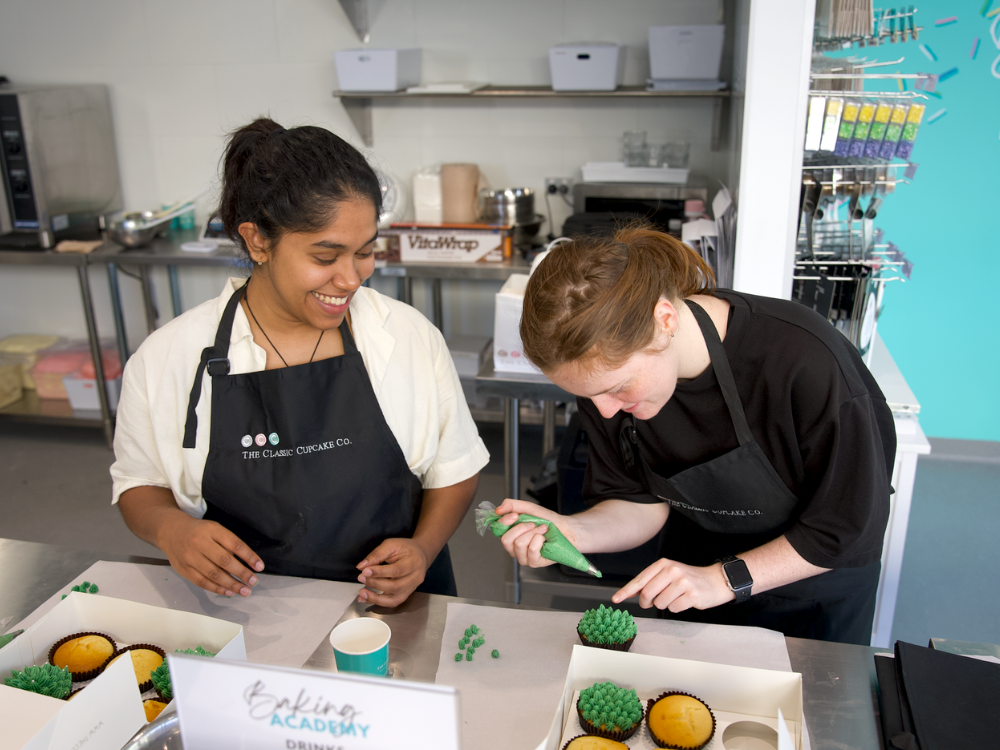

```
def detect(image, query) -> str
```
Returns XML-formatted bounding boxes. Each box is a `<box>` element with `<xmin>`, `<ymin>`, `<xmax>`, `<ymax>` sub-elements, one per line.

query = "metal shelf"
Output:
<box><xmin>0</xmin><ymin>390</ymin><xmax>107</xmax><ymax>428</ymax></box>
<box><xmin>332</xmin><ymin>86</ymin><xmax>731</xmax><ymax>150</ymax></box>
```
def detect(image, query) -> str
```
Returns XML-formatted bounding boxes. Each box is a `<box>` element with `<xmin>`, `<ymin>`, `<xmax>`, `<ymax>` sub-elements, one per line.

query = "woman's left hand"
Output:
<box><xmin>355</xmin><ymin>539</ymin><xmax>430</xmax><ymax>607</ymax></box>
<box><xmin>612</xmin><ymin>558</ymin><xmax>734</xmax><ymax>612</ymax></box>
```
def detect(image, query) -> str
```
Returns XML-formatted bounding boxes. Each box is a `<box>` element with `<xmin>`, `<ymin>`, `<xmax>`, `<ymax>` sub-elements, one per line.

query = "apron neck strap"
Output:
<box><xmin>685</xmin><ymin>299</ymin><xmax>754</xmax><ymax>447</ymax></box>
<box><xmin>339</xmin><ymin>315</ymin><xmax>358</xmax><ymax>355</ymax></box>
<box><xmin>182</xmin><ymin>283</ymin><xmax>246</xmax><ymax>449</ymax></box>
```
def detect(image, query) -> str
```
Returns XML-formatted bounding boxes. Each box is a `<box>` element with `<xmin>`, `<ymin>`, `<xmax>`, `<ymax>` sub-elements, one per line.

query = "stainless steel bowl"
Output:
<box><xmin>122</xmin><ymin>712</ymin><xmax>183</xmax><ymax>750</ymax></box>
<box><xmin>479</xmin><ymin>188</ymin><xmax>535</xmax><ymax>225</ymax></box>
<box><xmin>108</xmin><ymin>212</ymin><xmax>169</xmax><ymax>249</ymax></box>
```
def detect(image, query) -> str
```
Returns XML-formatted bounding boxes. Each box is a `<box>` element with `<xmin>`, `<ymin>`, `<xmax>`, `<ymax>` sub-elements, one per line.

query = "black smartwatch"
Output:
<box><xmin>720</xmin><ymin>556</ymin><xmax>753</xmax><ymax>604</ymax></box>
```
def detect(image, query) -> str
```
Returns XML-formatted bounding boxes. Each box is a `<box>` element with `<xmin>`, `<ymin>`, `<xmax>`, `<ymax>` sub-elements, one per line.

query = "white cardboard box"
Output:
<box><xmin>581</xmin><ymin>161</ymin><xmax>690</xmax><ymax>184</ymax></box>
<box><xmin>62</xmin><ymin>375</ymin><xmax>121</xmax><ymax>412</ymax></box>
<box><xmin>493</xmin><ymin>274</ymin><xmax>540</xmax><ymax>374</ymax></box>
<box><xmin>398</xmin><ymin>229</ymin><xmax>506</xmax><ymax>263</ymax></box>
<box><xmin>549</xmin><ymin>43</ymin><xmax>624</xmax><ymax>91</ymax></box>
<box><xmin>537</xmin><ymin>646</ymin><xmax>803</xmax><ymax>750</ymax></box>
<box><xmin>334</xmin><ymin>48</ymin><xmax>421</xmax><ymax>92</ymax></box>
<box><xmin>0</xmin><ymin>593</ymin><xmax>246</xmax><ymax>750</ymax></box>
<box><xmin>648</xmin><ymin>25</ymin><xmax>725</xmax><ymax>80</ymax></box>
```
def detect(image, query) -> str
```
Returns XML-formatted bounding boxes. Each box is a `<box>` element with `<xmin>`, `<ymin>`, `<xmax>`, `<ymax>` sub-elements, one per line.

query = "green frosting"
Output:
<box><xmin>577</xmin><ymin>604</ymin><xmax>637</xmax><ymax>645</ymax></box>
<box><xmin>578</xmin><ymin>681</ymin><xmax>642</xmax><ymax>732</ymax></box>
<box><xmin>463</xmin><ymin>627</ymin><xmax>472</xmax><ymax>638</ymax></box>
<box><xmin>470</xmin><ymin>625</ymin><xmax>479</xmax><ymax>635</ymax></box>
<box><xmin>467</xmin><ymin>646</ymin><xmax>476</xmax><ymax>656</ymax></box>
<box><xmin>61</xmin><ymin>581</ymin><xmax>99</xmax><ymax>600</ymax></box>
<box><xmin>0</xmin><ymin>629</ymin><xmax>24</xmax><ymax>651</ymax></box>
<box><xmin>483</xmin><ymin>512</ymin><xmax>602</xmax><ymax>578</ymax></box>
<box><xmin>458</xmin><ymin>638</ymin><xmax>466</xmax><ymax>650</ymax></box>
<box><xmin>5</xmin><ymin>664</ymin><xmax>72</xmax><ymax>699</ymax></box>
<box><xmin>465</xmin><ymin>650</ymin><xmax>473</xmax><ymax>661</ymax></box>
<box><xmin>150</xmin><ymin>645</ymin><xmax>217</xmax><ymax>700</ymax></box>
<box><xmin>491</xmin><ymin>649</ymin><xmax>500</xmax><ymax>659</ymax></box>
<box><xmin>454</xmin><ymin>653</ymin><xmax>463</xmax><ymax>662</ymax></box>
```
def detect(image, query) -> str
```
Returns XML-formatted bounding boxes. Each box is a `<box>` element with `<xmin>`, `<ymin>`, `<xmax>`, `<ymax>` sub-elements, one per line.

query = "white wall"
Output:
<box><xmin>0</xmin><ymin>0</ymin><xmax>729</xmax><ymax>346</ymax></box>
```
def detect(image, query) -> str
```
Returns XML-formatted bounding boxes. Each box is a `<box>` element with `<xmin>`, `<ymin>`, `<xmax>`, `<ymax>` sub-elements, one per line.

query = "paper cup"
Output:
<box><xmin>329</xmin><ymin>618</ymin><xmax>391</xmax><ymax>676</ymax></box>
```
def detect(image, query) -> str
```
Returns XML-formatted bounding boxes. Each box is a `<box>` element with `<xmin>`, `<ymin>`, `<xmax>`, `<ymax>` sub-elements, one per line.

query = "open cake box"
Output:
<box><xmin>0</xmin><ymin>592</ymin><xmax>246</xmax><ymax>750</ymax></box>
<box><xmin>536</xmin><ymin>646</ymin><xmax>803</xmax><ymax>750</ymax></box>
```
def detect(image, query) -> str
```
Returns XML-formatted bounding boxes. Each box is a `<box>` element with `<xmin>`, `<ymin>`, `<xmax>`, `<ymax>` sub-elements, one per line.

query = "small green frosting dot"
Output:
<box><xmin>465</xmin><ymin>650</ymin><xmax>473</xmax><ymax>661</ymax></box>
<box><xmin>491</xmin><ymin>649</ymin><xmax>499</xmax><ymax>658</ymax></box>
<box><xmin>454</xmin><ymin>652</ymin><xmax>463</xmax><ymax>661</ymax></box>
<box><xmin>464</xmin><ymin>628</ymin><xmax>472</xmax><ymax>638</ymax></box>
<box><xmin>470</xmin><ymin>625</ymin><xmax>479</xmax><ymax>635</ymax></box>
<box><xmin>5</xmin><ymin>664</ymin><xmax>72</xmax><ymax>699</ymax></box>
<box><xmin>473</xmin><ymin>637</ymin><xmax>485</xmax><ymax>648</ymax></box>
<box><xmin>458</xmin><ymin>638</ymin><xmax>466</xmax><ymax>650</ymax></box>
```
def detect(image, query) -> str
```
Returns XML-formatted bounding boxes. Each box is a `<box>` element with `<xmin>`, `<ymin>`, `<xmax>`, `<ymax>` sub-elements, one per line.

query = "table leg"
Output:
<box><xmin>77</xmin><ymin>265</ymin><xmax>113</xmax><ymax>447</ymax></box>
<box><xmin>432</xmin><ymin>278</ymin><xmax>443</xmax><ymax>331</ymax></box>
<box><xmin>106</xmin><ymin>263</ymin><xmax>130</xmax><ymax>365</ymax></box>
<box><xmin>542</xmin><ymin>400</ymin><xmax>556</xmax><ymax>456</ymax></box>
<box><xmin>139</xmin><ymin>266</ymin><xmax>158</xmax><ymax>334</ymax></box>
<box><xmin>167</xmin><ymin>265</ymin><xmax>182</xmax><ymax>318</ymax></box>
<box><xmin>504</xmin><ymin>396</ymin><xmax>521</xmax><ymax>604</ymax></box>
<box><xmin>401</xmin><ymin>276</ymin><xmax>413</xmax><ymax>306</ymax></box>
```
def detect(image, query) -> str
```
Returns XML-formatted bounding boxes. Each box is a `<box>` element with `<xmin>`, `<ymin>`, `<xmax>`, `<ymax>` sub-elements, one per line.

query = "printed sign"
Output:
<box><xmin>170</xmin><ymin>655</ymin><xmax>459</xmax><ymax>750</ymax></box>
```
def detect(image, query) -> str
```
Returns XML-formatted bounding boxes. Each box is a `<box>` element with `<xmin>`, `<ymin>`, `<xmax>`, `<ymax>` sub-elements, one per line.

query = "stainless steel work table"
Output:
<box><xmin>1</xmin><ymin>537</ymin><xmax>883</xmax><ymax>749</ymax></box>
<box><xmin>0</xmin><ymin>248</ymin><xmax>116</xmax><ymax>444</ymax></box>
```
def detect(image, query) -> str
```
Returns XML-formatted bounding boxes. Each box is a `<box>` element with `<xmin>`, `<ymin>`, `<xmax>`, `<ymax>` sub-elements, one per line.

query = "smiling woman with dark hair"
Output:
<box><xmin>111</xmin><ymin>118</ymin><xmax>488</xmax><ymax>606</ymax></box>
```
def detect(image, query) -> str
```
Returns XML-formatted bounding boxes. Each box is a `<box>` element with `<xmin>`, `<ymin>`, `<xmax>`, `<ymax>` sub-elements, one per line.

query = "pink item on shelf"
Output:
<box><xmin>79</xmin><ymin>351</ymin><xmax>122</xmax><ymax>381</ymax></box>
<box><xmin>32</xmin><ymin>351</ymin><xmax>89</xmax><ymax>400</ymax></box>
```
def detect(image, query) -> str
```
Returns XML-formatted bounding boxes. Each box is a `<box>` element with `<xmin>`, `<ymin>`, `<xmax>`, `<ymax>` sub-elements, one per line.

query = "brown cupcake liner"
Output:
<box><xmin>65</xmin><ymin>687</ymin><xmax>85</xmax><ymax>701</ymax></box>
<box><xmin>561</xmin><ymin>734</ymin><xmax>629</xmax><ymax>750</ymax></box>
<box><xmin>645</xmin><ymin>691</ymin><xmax>716</xmax><ymax>750</ymax></box>
<box><xmin>577</xmin><ymin>629</ymin><xmax>636</xmax><ymax>653</ymax></box>
<box><xmin>48</xmin><ymin>632</ymin><xmax>117</xmax><ymax>683</ymax></box>
<box><xmin>576</xmin><ymin>698</ymin><xmax>643</xmax><ymax>742</ymax></box>
<box><xmin>101</xmin><ymin>643</ymin><xmax>166</xmax><ymax>693</ymax></box>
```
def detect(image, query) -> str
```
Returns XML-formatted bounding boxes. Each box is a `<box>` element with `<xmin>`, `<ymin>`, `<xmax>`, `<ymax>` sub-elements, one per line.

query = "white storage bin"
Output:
<box><xmin>549</xmin><ymin>43</ymin><xmax>624</xmax><ymax>91</ymax></box>
<box><xmin>648</xmin><ymin>25</ymin><xmax>725</xmax><ymax>80</ymax></box>
<box><xmin>63</xmin><ymin>373</ymin><xmax>122</xmax><ymax>411</ymax></box>
<box><xmin>493</xmin><ymin>274</ymin><xmax>540</xmax><ymax>374</ymax></box>
<box><xmin>334</xmin><ymin>48</ymin><xmax>421</xmax><ymax>92</ymax></box>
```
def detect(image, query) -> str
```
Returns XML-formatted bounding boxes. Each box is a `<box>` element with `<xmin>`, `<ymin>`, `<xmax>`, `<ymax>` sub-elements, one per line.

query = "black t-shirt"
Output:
<box><xmin>579</xmin><ymin>290</ymin><xmax>895</xmax><ymax>569</ymax></box>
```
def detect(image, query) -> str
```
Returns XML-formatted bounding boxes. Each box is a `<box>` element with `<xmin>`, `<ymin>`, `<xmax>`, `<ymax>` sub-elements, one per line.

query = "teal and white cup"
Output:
<box><xmin>329</xmin><ymin>618</ymin><xmax>391</xmax><ymax>676</ymax></box>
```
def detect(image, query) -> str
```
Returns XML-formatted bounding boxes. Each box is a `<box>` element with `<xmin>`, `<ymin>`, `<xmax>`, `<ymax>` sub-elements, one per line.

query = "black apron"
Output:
<box><xmin>182</xmin><ymin>285</ymin><xmax>456</xmax><ymax>595</ymax></box>
<box><xmin>618</xmin><ymin>299</ymin><xmax>878</xmax><ymax>644</ymax></box>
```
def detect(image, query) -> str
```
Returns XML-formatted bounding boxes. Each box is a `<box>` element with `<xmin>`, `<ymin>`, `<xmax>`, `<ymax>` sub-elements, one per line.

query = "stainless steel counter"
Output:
<box><xmin>1</xmin><ymin>538</ymin><xmax>883</xmax><ymax>749</ymax></box>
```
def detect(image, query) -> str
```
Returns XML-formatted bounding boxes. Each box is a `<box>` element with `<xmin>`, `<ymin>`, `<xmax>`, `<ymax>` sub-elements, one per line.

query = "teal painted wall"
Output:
<box><xmin>825</xmin><ymin>2</ymin><xmax>1000</xmax><ymax>440</ymax></box>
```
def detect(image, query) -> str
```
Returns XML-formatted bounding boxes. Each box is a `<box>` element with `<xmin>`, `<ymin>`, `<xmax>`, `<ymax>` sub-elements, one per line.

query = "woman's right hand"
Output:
<box><xmin>494</xmin><ymin>499</ymin><xmax>576</xmax><ymax>569</ymax></box>
<box><xmin>118</xmin><ymin>486</ymin><xmax>264</xmax><ymax>598</ymax></box>
<box><xmin>157</xmin><ymin>515</ymin><xmax>265</xmax><ymax>597</ymax></box>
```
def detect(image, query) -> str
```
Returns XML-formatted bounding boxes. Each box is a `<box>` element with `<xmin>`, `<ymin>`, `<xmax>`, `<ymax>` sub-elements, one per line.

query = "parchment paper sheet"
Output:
<box><xmin>435</xmin><ymin>602</ymin><xmax>800</xmax><ymax>750</ymax></box>
<box><xmin>13</xmin><ymin>561</ymin><xmax>358</xmax><ymax>667</ymax></box>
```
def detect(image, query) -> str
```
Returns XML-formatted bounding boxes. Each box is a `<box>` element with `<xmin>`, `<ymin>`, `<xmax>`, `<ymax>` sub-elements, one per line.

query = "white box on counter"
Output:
<box><xmin>0</xmin><ymin>592</ymin><xmax>246</xmax><ymax>750</ymax></box>
<box><xmin>493</xmin><ymin>274</ymin><xmax>540</xmax><ymax>374</ymax></box>
<box><xmin>62</xmin><ymin>375</ymin><xmax>121</xmax><ymax>412</ymax></box>
<box><xmin>549</xmin><ymin>43</ymin><xmax>624</xmax><ymax>91</ymax></box>
<box><xmin>536</xmin><ymin>646</ymin><xmax>803</xmax><ymax>750</ymax></box>
<box><xmin>334</xmin><ymin>48</ymin><xmax>421</xmax><ymax>91</ymax></box>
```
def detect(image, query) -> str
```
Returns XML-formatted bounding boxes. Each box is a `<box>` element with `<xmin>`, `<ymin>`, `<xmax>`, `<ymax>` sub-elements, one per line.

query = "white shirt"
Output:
<box><xmin>111</xmin><ymin>277</ymin><xmax>490</xmax><ymax>516</ymax></box>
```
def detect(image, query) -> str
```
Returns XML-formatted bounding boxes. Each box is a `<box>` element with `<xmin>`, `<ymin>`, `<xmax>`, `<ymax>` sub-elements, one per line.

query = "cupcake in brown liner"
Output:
<box><xmin>66</xmin><ymin>686</ymin><xmax>86</xmax><ymax>701</ymax></box>
<box><xmin>645</xmin><ymin>691</ymin><xmax>716</xmax><ymax>750</ymax></box>
<box><xmin>102</xmin><ymin>644</ymin><xmax>165</xmax><ymax>693</ymax></box>
<box><xmin>143</xmin><ymin>699</ymin><xmax>169</xmax><ymax>722</ymax></box>
<box><xmin>48</xmin><ymin>632</ymin><xmax>116</xmax><ymax>683</ymax></box>
<box><xmin>575</xmin><ymin>681</ymin><xmax>644</xmax><ymax>742</ymax></box>
<box><xmin>561</xmin><ymin>734</ymin><xmax>630</xmax><ymax>750</ymax></box>
<box><xmin>576</xmin><ymin>605</ymin><xmax>637</xmax><ymax>652</ymax></box>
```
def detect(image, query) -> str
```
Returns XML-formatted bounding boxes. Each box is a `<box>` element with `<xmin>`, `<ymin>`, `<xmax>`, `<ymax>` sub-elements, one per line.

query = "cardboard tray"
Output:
<box><xmin>537</xmin><ymin>646</ymin><xmax>803</xmax><ymax>750</ymax></box>
<box><xmin>0</xmin><ymin>592</ymin><xmax>245</xmax><ymax>750</ymax></box>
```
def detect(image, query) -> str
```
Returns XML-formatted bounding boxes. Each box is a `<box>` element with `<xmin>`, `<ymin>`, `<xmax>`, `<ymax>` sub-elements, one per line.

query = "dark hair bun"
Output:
<box><xmin>218</xmin><ymin>118</ymin><xmax>381</xmax><ymax>256</ymax></box>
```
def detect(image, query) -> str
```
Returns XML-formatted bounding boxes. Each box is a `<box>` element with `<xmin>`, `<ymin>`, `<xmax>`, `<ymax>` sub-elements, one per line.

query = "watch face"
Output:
<box><xmin>724</xmin><ymin>559</ymin><xmax>753</xmax><ymax>588</ymax></box>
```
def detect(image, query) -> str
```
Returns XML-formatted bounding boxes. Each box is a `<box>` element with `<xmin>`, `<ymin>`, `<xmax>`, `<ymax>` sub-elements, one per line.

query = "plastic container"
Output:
<box><xmin>0</xmin><ymin>363</ymin><xmax>23</xmax><ymax>409</ymax></box>
<box><xmin>63</xmin><ymin>349</ymin><xmax>123</xmax><ymax>411</ymax></box>
<box><xmin>334</xmin><ymin>49</ymin><xmax>421</xmax><ymax>92</ymax></box>
<box><xmin>549</xmin><ymin>43</ymin><xmax>624</xmax><ymax>91</ymax></box>
<box><xmin>32</xmin><ymin>349</ymin><xmax>89</xmax><ymax>399</ymax></box>
<box><xmin>0</xmin><ymin>334</ymin><xmax>62</xmax><ymax>389</ymax></box>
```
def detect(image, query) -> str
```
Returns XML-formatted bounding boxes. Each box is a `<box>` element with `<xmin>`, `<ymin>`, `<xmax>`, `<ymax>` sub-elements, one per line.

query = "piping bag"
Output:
<box><xmin>475</xmin><ymin>501</ymin><xmax>602</xmax><ymax>578</ymax></box>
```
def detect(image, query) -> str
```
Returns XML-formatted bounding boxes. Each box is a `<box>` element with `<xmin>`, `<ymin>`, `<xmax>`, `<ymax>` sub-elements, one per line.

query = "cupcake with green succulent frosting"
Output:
<box><xmin>576</xmin><ymin>681</ymin><xmax>644</xmax><ymax>741</ymax></box>
<box><xmin>150</xmin><ymin>645</ymin><xmax>216</xmax><ymax>701</ymax></box>
<box><xmin>577</xmin><ymin>604</ymin><xmax>637</xmax><ymax>652</ymax></box>
<box><xmin>5</xmin><ymin>664</ymin><xmax>73</xmax><ymax>699</ymax></box>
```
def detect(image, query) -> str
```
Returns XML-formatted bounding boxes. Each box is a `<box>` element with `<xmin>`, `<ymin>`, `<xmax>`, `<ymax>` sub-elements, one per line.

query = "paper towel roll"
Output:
<box><xmin>441</xmin><ymin>163</ymin><xmax>480</xmax><ymax>223</ymax></box>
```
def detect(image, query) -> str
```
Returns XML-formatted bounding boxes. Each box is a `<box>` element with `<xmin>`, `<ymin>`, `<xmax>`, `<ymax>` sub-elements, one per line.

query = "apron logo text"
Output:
<box><xmin>661</xmin><ymin>497</ymin><xmax>763</xmax><ymax>517</ymax></box>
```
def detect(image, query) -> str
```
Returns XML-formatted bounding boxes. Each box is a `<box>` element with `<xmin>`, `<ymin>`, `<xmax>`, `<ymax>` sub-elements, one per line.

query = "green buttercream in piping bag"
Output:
<box><xmin>475</xmin><ymin>501</ymin><xmax>602</xmax><ymax>578</ymax></box>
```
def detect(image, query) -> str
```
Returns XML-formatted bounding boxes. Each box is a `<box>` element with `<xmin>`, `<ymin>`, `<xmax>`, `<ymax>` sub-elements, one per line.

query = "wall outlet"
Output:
<box><xmin>544</xmin><ymin>177</ymin><xmax>574</xmax><ymax>197</ymax></box>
